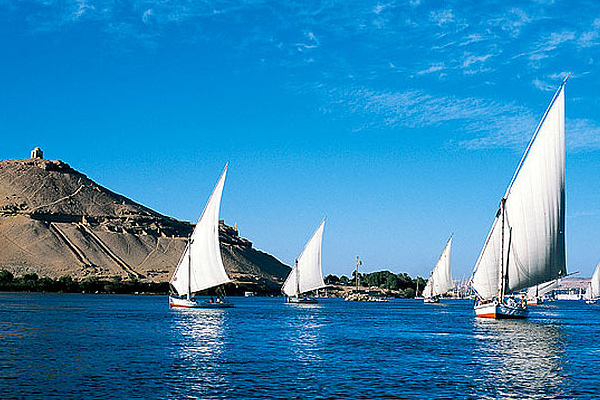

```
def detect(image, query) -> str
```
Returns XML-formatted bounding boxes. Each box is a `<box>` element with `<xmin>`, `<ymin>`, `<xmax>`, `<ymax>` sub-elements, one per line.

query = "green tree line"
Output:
<box><xmin>1</xmin><ymin>268</ymin><xmax>429</xmax><ymax>296</ymax></box>
<box><xmin>0</xmin><ymin>269</ymin><xmax>169</xmax><ymax>294</ymax></box>
<box><xmin>324</xmin><ymin>271</ymin><xmax>427</xmax><ymax>297</ymax></box>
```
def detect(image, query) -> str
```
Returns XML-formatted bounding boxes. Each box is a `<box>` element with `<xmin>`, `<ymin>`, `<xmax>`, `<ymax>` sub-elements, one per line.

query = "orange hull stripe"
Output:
<box><xmin>476</xmin><ymin>313</ymin><xmax>497</xmax><ymax>318</ymax></box>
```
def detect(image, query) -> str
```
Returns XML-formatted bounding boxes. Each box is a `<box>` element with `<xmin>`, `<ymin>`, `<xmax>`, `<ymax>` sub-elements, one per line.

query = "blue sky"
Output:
<box><xmin>1</xmin><ymin>0</ymin><xmax>599</xmax><ymax>278</ymax></box>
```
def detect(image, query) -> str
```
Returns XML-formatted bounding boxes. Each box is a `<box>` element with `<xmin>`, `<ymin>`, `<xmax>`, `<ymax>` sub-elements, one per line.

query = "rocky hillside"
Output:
<box><xmin>0</xmin><ymin>155</ymin><xmax>290</xmax><ymax>291</ymax></box>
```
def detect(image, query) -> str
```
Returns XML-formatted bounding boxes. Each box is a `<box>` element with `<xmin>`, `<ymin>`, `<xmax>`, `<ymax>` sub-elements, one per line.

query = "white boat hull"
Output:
<box><xmin>287</xmin><ymin>296</ymin><xmax>318</xmax><ymax>304</ymax></box>
<box><xmin>169</xmin><ymin>296</ymin><xmax>234</xmax><ymax>308</ymax></box>
<box><xmin>527</xmin><ymin>298</ymin><xmax>542</xmax><ymax>306</ymax></box>
<box><xmin>423</xmin><ymin>297</ymin><xmax>440</xmax><ymax>304</ymax></box>
<box><xmin>586</xmin><ymin>299</ymin><xmax>597</xmax><ymax>305</ymax></box>
<box><xmin>475</xmin><ymin>301</ymin><xmax>528</xmax><ymax>319</ymax></box>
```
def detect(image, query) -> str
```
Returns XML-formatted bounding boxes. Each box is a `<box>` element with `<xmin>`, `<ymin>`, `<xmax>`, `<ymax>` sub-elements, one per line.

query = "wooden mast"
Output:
<box><xmin>498</xmin><ymin>198</ymin><xmax>506</xmax><ymax>301</ymax></box>
<box><xmin>187</xmin><ymin>239</ymin><xmax>193</xmax><ymax>301</ymax></box>
<box><xmin>355</xmin><ymin>256</ymin><xmax>361</xmax><ymax>292</ymax></box>
<box><xmin>294</xmin><ymin>259</ymin><xmax>300</xmax><ymax>298</ymax></box>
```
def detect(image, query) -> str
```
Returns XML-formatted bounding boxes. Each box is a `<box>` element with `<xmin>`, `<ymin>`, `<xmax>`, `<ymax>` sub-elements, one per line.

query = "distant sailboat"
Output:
<box><xmin>422</xmin><ymin>236</ymin><xmax>453</xmax><ymax>304</ymax></box>
<box><xmin>527</xmin><ymin>279</ymin><xmax>560</xmax><ymax>305</ymax></box>
<box><xmin>282</xmin><ymin>219</ymin><xmax>326</xmax><ymax>304</ymax></box>
<box><xmin>527</xmin><ymin>271</ymin><xmax>577</xmax><ymax>305</ymax></box>
<box><xmin>585</xmin><ymin>262</ymin><xmax>600</xmax><ymax>305</ymax></box>
<box><xmin>169</xmin><ymin>165</ymin><xmax>233</xmax><ymax>308</ymax></box>
<box><xmin>471</xmin><ymin>77</ymin><xmax>568</xmax><ymax>319</ymax></box>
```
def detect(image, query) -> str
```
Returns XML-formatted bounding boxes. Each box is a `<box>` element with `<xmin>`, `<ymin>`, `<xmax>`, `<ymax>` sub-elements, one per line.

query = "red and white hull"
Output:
<box><xmin>169</xmin><ymin>296</ymin><xmax>234</xmax><ymax>308</ymax></box>
<box><xmin>475</xmin><ymin>301</ymin><xmax>528</xmax><ymax>319</ymax></box>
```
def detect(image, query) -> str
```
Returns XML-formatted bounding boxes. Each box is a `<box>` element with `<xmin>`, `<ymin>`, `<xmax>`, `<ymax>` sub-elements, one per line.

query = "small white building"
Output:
<box><xmin>30</xmin><ymin>147</ymin><xmax>43</xmax><ymax>159</ymax></box>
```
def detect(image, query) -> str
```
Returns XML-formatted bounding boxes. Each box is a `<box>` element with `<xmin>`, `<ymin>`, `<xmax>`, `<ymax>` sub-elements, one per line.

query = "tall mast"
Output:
<box><xmin>187</xmin><ymin>239</ymin><xmax>193</xmax><ymax>301</ymax></box>
<box><xmin>295</xmin><ymin>259</ymin><xmax>300</xmax><ymax>297</ymax></box>
<box><xmin>356</xmin><ymin>256</ymin><xmax>361</xmax><ymax>292</ymax></box>
<box><xmin>498</xmin><ymin>198</ymin><xmax>506</xmax><ymax>300</ymax></box>
<box><xmin>504</xmin><ymin>227</ymin><xmax>513</xmax><ymax>299</ymax></box>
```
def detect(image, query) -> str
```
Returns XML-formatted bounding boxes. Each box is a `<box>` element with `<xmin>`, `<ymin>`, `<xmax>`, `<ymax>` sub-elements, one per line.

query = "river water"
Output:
<box><xmin>1</xmin><ymin>293</ymin><xmax>598</xmax><ymax>399</ymax></box>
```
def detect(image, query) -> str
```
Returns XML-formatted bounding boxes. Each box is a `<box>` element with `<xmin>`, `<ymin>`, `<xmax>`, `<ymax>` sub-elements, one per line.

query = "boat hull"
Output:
<box><xmin>287</xmin><ymin>296</ymin><xmax>318</xmax><ymax>304</ymax></box>
<box><xmin>169</xmin><ymin>296</ymin><xmax>234</xmax><ymax>308</ymax></box>
<box><xmin>475</xmin><ymin>301</ymin><xmax>528</xmax><ymax>319</ymax></box>
<box><xmin>586</xmin><ymin>299</ymin><xmax>597</xmax><ymax>305</ymax></box>
<box><xmin>423</xmin><ymin>297</ymin><xmax>440</xmax><ymax>304</ymax></box>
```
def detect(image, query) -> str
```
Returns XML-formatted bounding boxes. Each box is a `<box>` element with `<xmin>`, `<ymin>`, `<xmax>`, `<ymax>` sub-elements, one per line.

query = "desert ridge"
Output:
<box><xmin>0</xmin><ymin>151</ymin><xmax>290</xmax><ymax>292</ymax></box>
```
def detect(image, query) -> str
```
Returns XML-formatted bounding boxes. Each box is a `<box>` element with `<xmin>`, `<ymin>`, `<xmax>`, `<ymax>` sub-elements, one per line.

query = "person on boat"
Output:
<box><xmin>507</xmin><ymin>296</ymin><xmax>517</xmax><ymax>307</ymax></box>
<box><xmin>476</xmin><ymin>298</ymin><xmax>491</xmax><ymax>306</ymax></box>
<box><xmin>210</xmin><ymin>296</ymin><xmax>214</xmax><ymax>303</ymax></box>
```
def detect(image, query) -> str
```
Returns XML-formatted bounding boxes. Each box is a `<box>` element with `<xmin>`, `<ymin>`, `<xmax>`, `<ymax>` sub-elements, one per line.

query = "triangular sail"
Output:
<box><xmin>527</xmin><ymin>279</ymin><xmax>560</xmax><ymax>300</ymax></box>
<box><xmin>423</xmin><ymin>236</ymin><xmax>453</xmax><ymax>298</ymax></box>
<box><xmin>472</xmin><ymin>81</ymin><xmax>567</xmax><ymax>300</ymax></box>
<box><xmin>170</xmin><ymin>165</ymin><xmax>231</xmax><ymax>296</ymax></box>
<box><xmin>422</xmin><ymin>278</ymin><xmax>433</xmax><ymax>299</ymax></box>
<box><xmin>282</xmin><ymin>219</ymin><xmax>326</xmax><ymax>297</ymax></box>
<box><xmin>586</xmin><ymin>262</ymin><xmax>600</xmax><ymax>300</ymax></box>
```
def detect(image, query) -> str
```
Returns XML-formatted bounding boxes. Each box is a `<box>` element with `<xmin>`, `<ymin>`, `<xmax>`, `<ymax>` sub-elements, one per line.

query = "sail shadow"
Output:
<box><xmin>471</xmin><ymin>318</ymin><xmax>570</xmax><ymax>399</ymax></box>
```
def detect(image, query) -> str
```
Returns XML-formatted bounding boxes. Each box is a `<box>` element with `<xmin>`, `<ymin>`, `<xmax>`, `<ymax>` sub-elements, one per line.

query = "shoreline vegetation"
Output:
<box><xmin>0</xmin><ymin>269</ymin><xmax>426</xmax><ymax>297</ymax></box>
<box><xmin>0</xmin><ymin>270</ymin><xmax>169</xmax><ymax>295</ymax></box>
<box><xmin>324</xmin><ymin>272</ymin><xmax>426</xmax><ymax>299</ymax></box>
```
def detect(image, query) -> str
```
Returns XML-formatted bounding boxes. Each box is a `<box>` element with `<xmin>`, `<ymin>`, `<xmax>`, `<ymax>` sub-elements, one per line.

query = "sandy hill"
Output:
<box><xmin>0</xmin><ymin>155</ymin><xmax>290</xmax><ymax>291</ymax></box>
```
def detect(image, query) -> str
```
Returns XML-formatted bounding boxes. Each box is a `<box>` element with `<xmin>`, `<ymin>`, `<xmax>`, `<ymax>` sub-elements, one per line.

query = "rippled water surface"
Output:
<box><xmin>1</xmin><ymin>293</ymin><xmax>599</xmax><ymax>399</ymax></box>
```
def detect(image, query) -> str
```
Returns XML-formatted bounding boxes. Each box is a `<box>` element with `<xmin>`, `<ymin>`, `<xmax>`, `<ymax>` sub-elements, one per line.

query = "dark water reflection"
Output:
<box><xmin>1</xmin><ymin>294</ymin><xmax>599</xmax><ymax>399</ymax></box>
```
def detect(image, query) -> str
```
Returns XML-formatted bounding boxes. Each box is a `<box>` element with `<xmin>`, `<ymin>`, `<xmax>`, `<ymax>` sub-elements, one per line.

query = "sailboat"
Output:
<box><xmin>169</xmin><ymin>165</ymin><xmax>234</xmax><ymax>308</ymax></box>
<box><xmin>585</xmin><ymin>262</ymin><xmax>600</xmax><ymax>305</ymax></box>
<box><xmin>471</xmin><ymin>77</ymin><xmax>568</xmax><ymax>319</ymax></box>
<box><xmin>282</xmin><ymin>219</ymin><xmax>326</xmax><ymax>304</ymax></box>
<box><xmin>527</xmin><ymin>271</ymin><xmax>576</xmax><ymax>305</ymax></box>
<box><xmin>527</xmin><ymin>279</ymin><xmax>560</xmax><ymax>305</ymax></box>
<box><xmin>422</xmin><ymin>236</ymin><xmax>453</xmax><ymax>303</ymax></box>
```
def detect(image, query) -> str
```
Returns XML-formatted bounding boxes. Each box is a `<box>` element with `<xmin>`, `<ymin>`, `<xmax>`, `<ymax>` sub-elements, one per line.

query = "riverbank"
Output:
<box><xmin>0</xmin><ymin>270</ymin><xmax>168</xmax><ymax>294</ymax></box>
<box><xmin>0</xmin><ymin>269</ymin><xmax>285</xmax><ymax>295</ymax></box>
<box><xmin>0</xmin><ymin>269</ymin><xmax>430</xmax><ymax>297</ymax></box>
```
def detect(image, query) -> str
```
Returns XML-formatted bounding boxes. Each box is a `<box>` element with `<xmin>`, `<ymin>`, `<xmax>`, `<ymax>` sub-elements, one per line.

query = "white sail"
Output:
<box><xmin>423</xmin><ymin>236</ymin><xmax>453</xmax><ymax>298</ymax></box>
<box><xmin>527</xmin><ymin>279</ymin><xmax>560</xmax><ymax>300</ymax></box>
<box><xmin>586</xmin><ymin>262</ymin><xmax>600</xmax><ymax>300</ymax></box>
<box><xmin>472</xmin><ymin>81</ymin><xmax>567</xmax><ymax>300</ymax></box>
<box><xmin>282</xmin><ymin>219</ymin><xmax>326</xmax><ymax>297</ymax></box>
<box><xmin>170</xmin><ymin>165</ymin><xmax>231</xmax><ymax>296</ymax></box>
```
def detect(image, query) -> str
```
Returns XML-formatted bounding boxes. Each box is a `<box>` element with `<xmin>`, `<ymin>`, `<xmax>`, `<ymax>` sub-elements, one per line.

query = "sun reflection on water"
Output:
<box><xmin>168</xmin><ymin>308</ymin><xmax>229</xmax><ymax>397</ymax></box>
<box><xmin>471</xmin><ymin>318</ymin><xmax>570</xmax><ymax>399</ymax></box>
<box><xmin>286</xmin><ymin>304</ymin><xmax>325</xmax><ymax>364</ymax></box>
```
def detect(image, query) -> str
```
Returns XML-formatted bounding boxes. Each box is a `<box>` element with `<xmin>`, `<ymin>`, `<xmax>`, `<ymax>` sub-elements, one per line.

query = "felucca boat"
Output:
<box><xmin>471</xmin><ymin>77</ymin><xmax>568</xmax><ymax>319</ymax></box>
<box><xmin>526</xmin><ymin>271</ymin><xmax>577</xmax><ymax>305</ymax></box>
<box><xmin>422</xmin><ymin>236</ymin><xmax>453</xmax><ymax>303</ymax></box>
<box><xmin>526</xmin><ymin>279</ymin><xmax>560</xmax><ymax>305</ymax></box>
<box><xmin>169</xmin><ymin>164</ymin><xmax>234</xmax><ymax>308</ymax></box>
<box><xmin>282</xmin><ymin>219</ymin><xmax>326</xmax><ymax>304</ymax></box>
<box><xmin>585</xmin><ymin>262</ymin><xmax>600</xmax><ymax>305</ymax></box>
